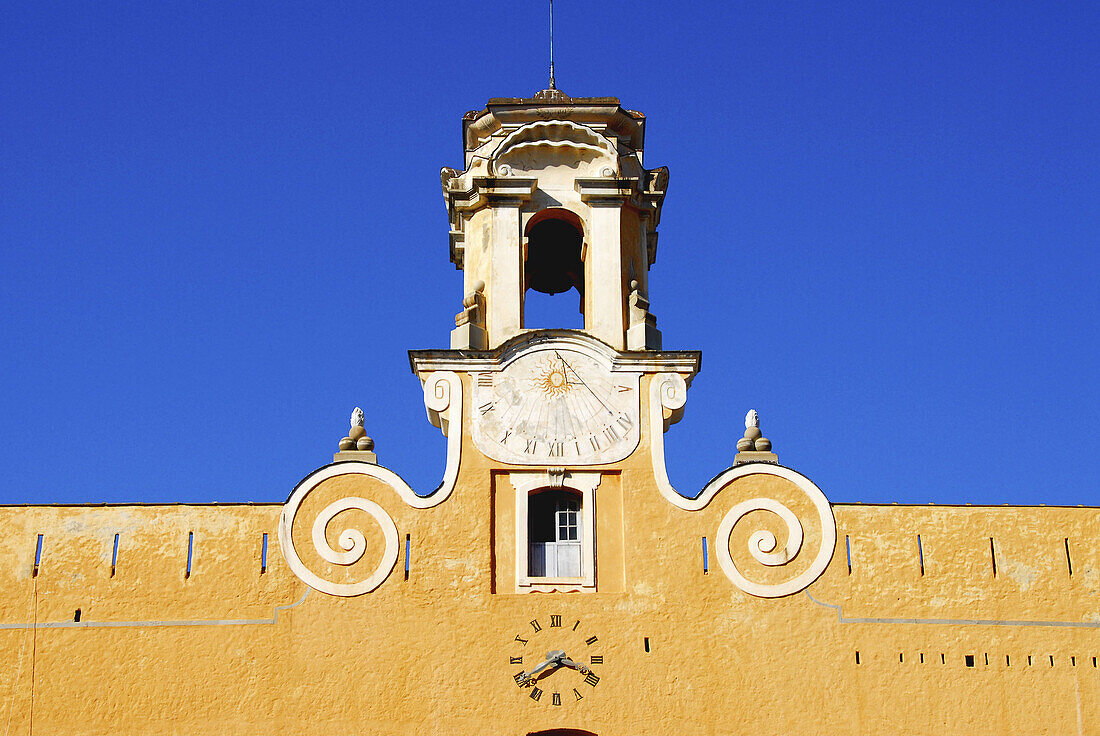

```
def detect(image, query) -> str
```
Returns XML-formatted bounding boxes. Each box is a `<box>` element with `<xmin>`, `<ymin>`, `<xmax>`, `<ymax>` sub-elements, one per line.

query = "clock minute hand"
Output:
<box><xmin>556</xmin><ymin>655</ymin><xmax>590</xmax><ymax>675</ymax></box>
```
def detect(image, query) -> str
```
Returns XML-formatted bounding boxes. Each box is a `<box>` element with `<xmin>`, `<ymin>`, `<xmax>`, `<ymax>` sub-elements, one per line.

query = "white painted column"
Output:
<box><xmin>584</xmin><ymin>201</ymin><xmax>626</xmax><ymax>350</ymax></box>
<box><xmin>488</xmin><ymin>201</ymin><xmax>523</xmax><ymax>347</ymax></box>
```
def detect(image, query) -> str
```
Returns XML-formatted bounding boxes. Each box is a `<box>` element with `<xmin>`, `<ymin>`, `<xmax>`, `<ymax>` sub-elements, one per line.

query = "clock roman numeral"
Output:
<box><xmin>549</xmin><ymin>615</ymin><xmax>562</xmax><ymax>628</ymax></box>
<box><xmin>590</xmin><ymin>655</ymin><xmax>603</xmax><ymax>664</ymax></box>
<box><xmin>572</xmin><ymin>620</ymin><xmax>580</xmax><ymax>631</ymax></box>
<box><xmin>552</xmin><ymin>692</ymin><xmax>562</xmax><ymax>706</ymax></box>
<box><xmin>585</xmin><ymin>672</ymin><xmax>600</xmax><ymax>687</ymax></box>
<box><xmin>573</xmin><ymin>688</ymin><xmax>584</xmax><ymax>701</ymax></box>
<box><xmin>514</xmin><ymin>635</ymin><xmax>528</xmax><ymax>646</ymax></box>
<box><xmin>514</xmin><ymin>671</ymin><xmax>527</xmax><ymax>686</ymax></box>
<box><xmin>585</xmin><ymin>636</ymin><xmax>598</xmax><ymax>646</ymax></box>
<box><xmin>530</xmin><ymin>687</ymin><xmax>543</xmax><ymax>702</ymax></box>
<box><xmin>530</xmin><ymin>619</ymin><xmax>542</xmax><ymax>632</ymax></box>
<box><xmin>510</xmin><ymin>656</ymin><xmax>523</xmax><ymax>665</ymax></box>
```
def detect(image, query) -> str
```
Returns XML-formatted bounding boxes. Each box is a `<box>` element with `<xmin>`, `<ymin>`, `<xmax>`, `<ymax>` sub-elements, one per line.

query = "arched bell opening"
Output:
<box><xmin>528</xmin><ymin>488</ymin><xmax>582</xmax><ymax>578</ymax></box>
<box><xmin>523</xmin><ymin>208</ymin><xmax>585</xmax><ymax>330</ymax></box>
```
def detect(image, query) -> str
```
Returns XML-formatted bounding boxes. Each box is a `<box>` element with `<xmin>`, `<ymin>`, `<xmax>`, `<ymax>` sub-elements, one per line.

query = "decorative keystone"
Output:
<box><xmin>336</xmin><ymin>406</ymin><xmax>378</xmax><ymax>463</ymax></box>
<box><xmin>734</xmin><ymin>409</ymin><xmax>778</xmax><ymax>465</ymax></box>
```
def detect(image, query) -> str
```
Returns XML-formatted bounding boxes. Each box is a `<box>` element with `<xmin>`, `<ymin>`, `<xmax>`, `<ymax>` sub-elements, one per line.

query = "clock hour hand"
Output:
<box><xmin>518</xmin><ymin>650</ymin><xmax>565</xmax><ymax>685</ymax></box>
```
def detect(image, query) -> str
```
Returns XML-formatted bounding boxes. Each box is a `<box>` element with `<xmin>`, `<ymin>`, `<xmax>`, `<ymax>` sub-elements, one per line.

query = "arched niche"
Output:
<box><xmin>523</xmin><ymin>207</ymin><xmax>586</xmax><ymax>329</ymax></box>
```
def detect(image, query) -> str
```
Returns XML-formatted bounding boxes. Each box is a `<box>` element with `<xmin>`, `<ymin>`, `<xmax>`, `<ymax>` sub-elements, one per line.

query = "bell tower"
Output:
<box><xmin>442</xmin><ymin>89</ymin><xmax>668</xmax><ymax>351</ymax></box>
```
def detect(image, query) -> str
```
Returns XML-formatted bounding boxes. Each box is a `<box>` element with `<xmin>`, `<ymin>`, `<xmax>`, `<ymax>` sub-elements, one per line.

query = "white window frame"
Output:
<box><xmin>510</xmin><ymin>469</ymin><xmax>600</xmax><ymax>593</ymax></box>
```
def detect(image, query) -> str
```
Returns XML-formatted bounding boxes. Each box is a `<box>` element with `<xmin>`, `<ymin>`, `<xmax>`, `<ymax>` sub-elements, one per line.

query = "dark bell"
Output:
<box><xmin>525</xmin><ymin>219</ymin><xmax>584</xmax><ymax>296</ymax></box>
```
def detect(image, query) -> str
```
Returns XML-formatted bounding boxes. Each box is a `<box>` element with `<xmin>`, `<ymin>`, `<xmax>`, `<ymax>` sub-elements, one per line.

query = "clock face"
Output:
<box><xmin>509</xmin><ymin>615</ymin><xmax>603</xmax><ymax>706</ymax></box>
<box><xmin>472</xmin><ymin>346</ymin><xmax>641</xmax><ymax>465</ymax></box>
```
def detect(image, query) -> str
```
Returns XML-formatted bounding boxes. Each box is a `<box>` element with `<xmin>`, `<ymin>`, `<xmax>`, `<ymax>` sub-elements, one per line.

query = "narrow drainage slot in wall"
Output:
<box><xmin>33</xmin><ymin>534</ymin><xmax>43</xmax><ymax>578</ymax></box>
<box><xmin>404</xmin><ymin>534</ymin><xmax>411</xmax><ymax>581</ymax></box>
<box><xmin>965</xmin><ymin>655</ymin><xmax>975</xmax><ymax>667</ymax></box>
<box><xmin>111</xmin><ymin>533</ymin><xmax>119</xmax><ymax>578</ymax></box>
<box><xmin>1065</xmin><ymin>537</ymin><xmax>1073</xmax><ymax>576</ymax></box>
<box><xmin>855</xmin><ymin>651</ymin><xmax>860</xmax><ymax>665</ymax></box>
<box><xmin>701</xmin><ymin>536</ymin><xmax>708</xmax><ymax>574</ymax></box>
<box><xmin>644</xmin><ymin>637</ymin><xmax>651</xmax><ymax>653</ymax></box>
<box><xmin>74</xmin><ymin>609</ymin><xmax>81</xmax><ymax>622</ymax></box>
<box><xmin>185</xmin><ymin>532</ymin><xmax>194</xmax><ymax>579</ymax></box>
<box><xmin>845</xmin><ymin>535</ymin><xmax>852</xmax><ymax>575</ymax></box>
<box><xmin>260</xmin><ymin>533</ymin><xmax>268</xmax><ymax>574</ymax></box>
<box><xmin>917</xmin><ymin>534</ymin><xmax>925</xmax><ymax>576</ymax></box>
<box><xmin>989</xmin><ymin>537</ymin><xmax>997</xmax><ymax>578</ymax></box>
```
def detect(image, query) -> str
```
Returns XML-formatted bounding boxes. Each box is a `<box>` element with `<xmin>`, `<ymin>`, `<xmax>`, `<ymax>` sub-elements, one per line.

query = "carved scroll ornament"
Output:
<box><xmin>278</xmin><ymin>371</ymin><xmax>462</xmax><ymax>597</ymax></box>
<box><xmin>648</xmin><ymin>374</ymin><xmax>837</xmax><ymax>598</ymax></box>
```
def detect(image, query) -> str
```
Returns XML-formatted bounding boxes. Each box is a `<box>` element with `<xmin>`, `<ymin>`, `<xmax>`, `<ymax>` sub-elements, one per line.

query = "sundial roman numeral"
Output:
<box><xmin>547</xmin><ymin>441</ymin><xmax>563</xmax><ymax>457</ymax></box>
<box><xmin>523</xmin><ymin>439</ymin><xmax>538</xmax><ymax>454</ymax></box>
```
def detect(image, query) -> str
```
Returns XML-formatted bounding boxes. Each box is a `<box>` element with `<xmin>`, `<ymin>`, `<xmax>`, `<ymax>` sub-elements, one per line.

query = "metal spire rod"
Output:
<box><xmin>549</xmin><ymin>0</ymin><xmax>556</xmax><ymax>89</ymax></box>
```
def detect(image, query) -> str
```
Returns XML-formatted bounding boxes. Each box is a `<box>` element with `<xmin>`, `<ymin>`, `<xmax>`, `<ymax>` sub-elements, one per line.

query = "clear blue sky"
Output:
<box><xmin>1</xmin><ymin>2</ymin><xmax>1097</xmax><ymax>506</ymax></box>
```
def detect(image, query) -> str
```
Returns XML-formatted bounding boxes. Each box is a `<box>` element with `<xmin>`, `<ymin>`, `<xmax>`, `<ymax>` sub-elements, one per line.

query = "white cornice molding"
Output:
<box><xmin>409</xmin><ymin>330</ymin><xmax>700</xmax><ymax>377</ymax></box>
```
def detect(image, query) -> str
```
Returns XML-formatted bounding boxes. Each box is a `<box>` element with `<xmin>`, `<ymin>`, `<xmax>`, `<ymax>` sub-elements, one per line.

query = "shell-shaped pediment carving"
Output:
<box><xmin>491</xmin><ymin>120</ymin><xmax>618</xmax><ymax>176</ymax></box>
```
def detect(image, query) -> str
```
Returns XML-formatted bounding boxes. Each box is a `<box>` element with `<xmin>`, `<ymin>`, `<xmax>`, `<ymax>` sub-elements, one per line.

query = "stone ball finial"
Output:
<box><xmin>630</xmin><ymin>279</ymin><xmax>639</xmax><ymax>291</ymax></box>
<box><xmin>356</xmin><ymin>435</ymin><xmax>375</xmax><ymax>451</ymax></box>
<box><xmin>472</xmin><ymin>280</ymin><xmax>485</xmax><ymax>293</ymax></box>
<box><xmin>340</xmin><ymin>407</ymin><xmax>370</xmax><ymax>452</ymax></box>
<box><xmin>736</xmin><ymin>408</ymin><xmax>775</xmax><ymax>461</ymax></box>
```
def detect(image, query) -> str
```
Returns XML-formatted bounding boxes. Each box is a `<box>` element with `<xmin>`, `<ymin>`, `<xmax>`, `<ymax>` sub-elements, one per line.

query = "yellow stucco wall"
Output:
<box><xmin>0</xmin><ymin>379</ymin><xmax>1096</xmax><ymax>735</ymax></box>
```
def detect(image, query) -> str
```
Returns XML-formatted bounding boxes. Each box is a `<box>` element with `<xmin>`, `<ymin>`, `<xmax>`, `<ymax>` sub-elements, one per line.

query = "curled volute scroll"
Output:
<box><xmin>648</xmin><ymin>373</ymin><xmax>837</xmax><ymax>598</ymax></box>
<box><xmin>278</xmin><ymin>371</ymin><xmax>463</xmax><ymax>597</ymax></box>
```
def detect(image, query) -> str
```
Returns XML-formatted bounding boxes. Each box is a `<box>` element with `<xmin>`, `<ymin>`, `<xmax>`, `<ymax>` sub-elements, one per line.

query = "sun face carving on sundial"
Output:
<box><xmin>471</xmin><ymin>344</ymin><xmax>641</xmax><ymax>465</ymax></box>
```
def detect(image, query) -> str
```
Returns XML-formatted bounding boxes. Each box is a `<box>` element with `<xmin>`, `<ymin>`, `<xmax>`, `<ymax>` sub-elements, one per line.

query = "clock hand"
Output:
<box><xmin>518</xmin><ymin>650</ymin><xmax>566</xmax><ymax>685</ymax></box>
<box><xmin>556</xmin><ymin>655</ymin><xmax>590</xmax><ymax>675</ymax></box>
